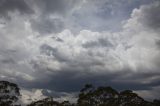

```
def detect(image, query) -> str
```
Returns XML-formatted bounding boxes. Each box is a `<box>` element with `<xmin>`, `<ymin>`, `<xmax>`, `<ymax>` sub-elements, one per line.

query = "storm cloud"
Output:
<box><xmin>0</xmin><ymin>0</ymin><xmax>33</xmax><ymax>19</ymax></box>
<box><xmin>0</xmin><ymin>0</ymin><xmax>160</xmax><ymax>104</ymax></box>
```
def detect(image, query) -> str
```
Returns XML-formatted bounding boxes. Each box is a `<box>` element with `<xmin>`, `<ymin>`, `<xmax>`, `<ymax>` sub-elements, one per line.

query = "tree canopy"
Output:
<box><xmin>0</xmin><ymin>81</ymin><xmax>21</xmax><ymax>106</ymax></box>
<box><xmin>0</xmin><ymin>81</ymin><xmax>160</xmax><ymax>106</ymax></box>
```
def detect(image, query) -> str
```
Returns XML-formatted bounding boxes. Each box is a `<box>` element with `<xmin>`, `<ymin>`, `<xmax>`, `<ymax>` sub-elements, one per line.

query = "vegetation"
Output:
<box><xmin>0</xmin><ymin>81</ymin><xmax>160</xmax><ymax>106</ymax></box>
<box><xmin>0</xmin><ymin>81</ymin><xmax>21</xmax><ymax>106</ymax></box>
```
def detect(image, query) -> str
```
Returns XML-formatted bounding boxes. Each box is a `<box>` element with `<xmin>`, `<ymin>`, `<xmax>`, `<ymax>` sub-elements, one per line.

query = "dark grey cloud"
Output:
<box><xmin>14</xmin><ymin>69</ymin><xmax>160</xmax><ymax>102</ymax></box>
<box><xmin>40</xmin><ymin>44</ymin><xmax>57</xmax><ymax>56</ymax></box>
<box><xmin>12</xmin><ymin>69</ymin><xmax>160</xmax><ymax>95</ymax></box>
<box><xmin>29</xmin><ymin>0</ymin><xmax>81</xmax><ymax>34</ymax></box>
<box><xmin>1</xmin><ymin>57</ymin><xmax>15</xmax><ymax>64</ymax></box>
<box><xmin>40</xmin><ymin>44</ymin><xmax>68</xmax><ymax>62</ymax></box>
<box><xmin>29</xmin><ymin>0</ymin><xmax>156</xmax><ymax>34</ymax></box>
<box><xmin>0</xmin><ymin>0</ymin><xmax>33</xmax><ymax>18</ymax></box>
<box><xmin>156</xmin><ymin>40</ymin><xmax>160</xmax><ymax>48</ymax></box>
<box><xmin>31</xmin><ymin>17</ymin><xmax>65</xmax><ymax>34</ymax></box>
<box><xmin>82</xmin><ymin>38</ymin><xmax>113</xmax><ymax>48</ymax></box>
<box><xmin>34</xmin><ymin>0</ymin><xmax>80</xmax><ymax>15</ymax></box>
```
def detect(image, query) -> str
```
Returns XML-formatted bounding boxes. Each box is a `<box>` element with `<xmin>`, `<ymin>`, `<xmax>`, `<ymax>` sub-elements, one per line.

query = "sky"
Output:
<box><xmin>0</xmin><ymin>0</ymin><xmax>160</xmax><ymax>104</ymax></box>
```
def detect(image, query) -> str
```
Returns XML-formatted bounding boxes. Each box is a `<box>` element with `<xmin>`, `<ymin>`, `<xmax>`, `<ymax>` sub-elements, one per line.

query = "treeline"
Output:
<box><xmin>0</xmin><ymin>81</ymin><xmax>160</xmax><ymax>106</ymax></box>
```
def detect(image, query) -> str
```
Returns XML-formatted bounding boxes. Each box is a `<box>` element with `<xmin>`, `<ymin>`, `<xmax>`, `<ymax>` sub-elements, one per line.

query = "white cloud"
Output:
<box><xmin>20</xmin><ymin>89</ymin><xmax>46</xmax><ymax>105</ymax></box>
<box><xmin>135</xmin><ymin>86</ymin><xmax>160</xmax><ymax>100</ymax></box>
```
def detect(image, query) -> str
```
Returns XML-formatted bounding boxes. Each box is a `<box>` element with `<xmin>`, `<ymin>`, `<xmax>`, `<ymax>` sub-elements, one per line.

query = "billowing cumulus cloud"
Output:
<box><xmin>133</xmin><ymin>1</ymin><xmax>160</xmax><ymax>31</ymax></box>
<box><xmin>0</xmin><ymin>0</ymin><xmax>160</xmax><ymax>104</ymax></box>
<box><xmin>28</xmin><ymin>0</ymin><xmax>82</xmax><ymax>34</ymax></box>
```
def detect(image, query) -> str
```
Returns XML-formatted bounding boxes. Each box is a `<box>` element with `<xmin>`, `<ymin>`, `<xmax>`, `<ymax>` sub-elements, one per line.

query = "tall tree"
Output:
<box><xmin>0</xmin><ymin>81</ymin><xmax>21</xmax><ymax>106</ymax></box>
<box><xmin>78</xmin><ymin>84</ymin><xmax>119</xmax><ymax>106</ymax></box>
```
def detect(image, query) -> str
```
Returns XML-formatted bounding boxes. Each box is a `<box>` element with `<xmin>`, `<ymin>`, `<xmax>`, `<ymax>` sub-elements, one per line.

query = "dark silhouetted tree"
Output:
<box><xmin>77</xmin><ymin>84</ymin><xmax>160</xmax><ymax>106</ymax></box>
<box><xmin>153</xmin><ymin>99</ymin><xmax>160</xmax><ymax>106</ymax></box>
<box><xmin>60</xmin><ymin>101</ymin><xmax>74</xmax><ymax>106</ymax></box>
<box><xmin>78</xmin><ymin>84</ymin><xmax>119</xmax><ymax>106</ymax></box>
<box><xmin>28</xmin><ymin>97</ymin><xmax>75</xmax><ymax>106</ymax></box>
<box><xmin>28</xmin><ymin>97</ymin><xmax>59</xmax><ymax>106</ymax></box>
<box><xmin>119</xmin><ymin>90</ymin><xmax>146</xmax><ymax>106</ymax></box>
<box><xmin>0</xmin><ymin>81</ymin><xmax>21</xmax><ymax>106</ymax></box>
<box><xmin>0</xmin><ymin>81</ymin><xmax>159</xmax><ymax>106</ymax></box>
